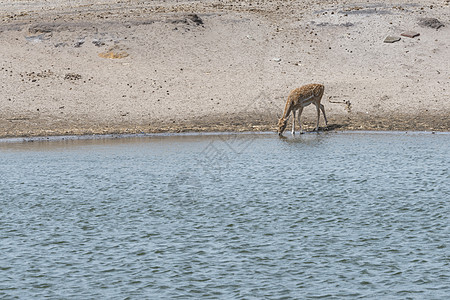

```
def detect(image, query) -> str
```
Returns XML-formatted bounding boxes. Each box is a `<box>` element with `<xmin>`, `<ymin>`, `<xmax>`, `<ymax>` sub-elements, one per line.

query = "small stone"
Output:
<box><xmin>187</xmin><ymin>14</ymin><xmax>203</xmax><ymax>25</ymax></box>
<box><xmin>401</xmin><ymin>31</ymin><xmax>420</xmax><ymax>38</ymax></box>
<box><xmin>92</xmin><ymin>39</ymin><xmax>105</xmax><ymax>47</ymax></box>
<box><xmin>419</xmin><ymin>18</ymin><xmax>444</xmax><ymax>29</ymax></box>
<box><xmin>272</xmin><ymin>58</ymin><xmax>281</xmax><ymax>62</ymax></box>
<box><xmin>384</xmin><ymin>36</ymin><xmax>401</xmax><ymax>43</ymax></box>
<box><xmin>74</xmin><ymin>40</ymin><xmax>85</xmax><ymax>47</ymax></box>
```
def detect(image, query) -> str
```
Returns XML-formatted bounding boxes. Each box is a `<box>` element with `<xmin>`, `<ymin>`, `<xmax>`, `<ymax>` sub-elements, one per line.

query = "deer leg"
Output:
<box><xmin>291</xmin><ymin>110</ymin><xmax>296</xmax><ymax>135</ymax></box>
<box><xmin>314</xmin><ymin>103</ymin><xmax>321</xmax><ymax>131</ymax></box>
<box><xmin>320</xmin><ymin>104</ymin><xmax>328</xmax><ymax>128</ymax></box>
<box><xmin>298</xmin><ymin>107</ymin><xmax>304</xmax><ymax>134</ymax></box>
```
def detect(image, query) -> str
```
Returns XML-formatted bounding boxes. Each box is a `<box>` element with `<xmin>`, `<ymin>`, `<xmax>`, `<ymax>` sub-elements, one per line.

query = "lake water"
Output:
<box><xmin>1</xmin><ymin>132</ymin><xmax>449</xmax><ymax>299</ymax></box>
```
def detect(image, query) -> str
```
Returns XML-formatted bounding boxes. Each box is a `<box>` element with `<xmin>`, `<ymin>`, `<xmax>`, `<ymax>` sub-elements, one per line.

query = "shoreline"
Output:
<box><xmin>1</xmin><ymin>129</ymin><xmax>448</xmax><ymax>145</ymax></box>
<box><xmin>1</xmin><ymin>111</ymin><xmax>449</xmax><ymax>139</ymax></box>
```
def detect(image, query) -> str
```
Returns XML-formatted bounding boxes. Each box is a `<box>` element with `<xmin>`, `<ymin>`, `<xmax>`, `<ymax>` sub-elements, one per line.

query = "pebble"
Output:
<box><xmin>384</xmin><ymin>36</ymin><xmax>401</xmax><ymax>43</ymax></box>
<box><xmin>74</xmin><ymin>40</ymin><xmax>85</xmax><ymax>47</ymax></box>
<box><xmin>401</xmin><ymin>31</ymin><xmax>420</xmax><ymax>38</ymax></box>
<box><xmin>92</xmin><ymin>39</ymin><xmax>105</xmax><ymax>47</ymax></box>
<box><xmin>419</xmin><ymin>18</ymin><xmax>444</xmax><ymax>29</ymax></box>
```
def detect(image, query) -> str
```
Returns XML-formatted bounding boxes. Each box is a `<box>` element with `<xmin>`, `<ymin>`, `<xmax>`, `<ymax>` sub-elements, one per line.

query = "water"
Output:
<box><xmin>1</xmin><ymin>132</ymin><xmax>449</xmax><ymax>299</ymax></box>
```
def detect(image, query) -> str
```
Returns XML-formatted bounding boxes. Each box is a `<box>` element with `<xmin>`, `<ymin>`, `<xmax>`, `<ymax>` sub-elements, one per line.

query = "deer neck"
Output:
<box><xmin>281</xmin><ymin>98</ymin><xmax>295</xmax><ymax>120</ymax></box>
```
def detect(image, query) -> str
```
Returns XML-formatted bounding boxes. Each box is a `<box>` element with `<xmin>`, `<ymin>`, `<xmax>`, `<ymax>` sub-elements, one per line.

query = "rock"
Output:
<box><xmin>384</xmin><ymin>36</ymin><xmax>401</xmax><ymax>43</ymax></box>
<box><xmin>74</xmin><ymin>39</ymin><xmax>85</xmax><ymax>47</ymax></box>
<box><xmin>187</xmin><ymin>14</ymin><xmax>203</xmax><ymax>25</ymax></box>
<box><xmin>92</xmin><ymin>39</ymin><xmax>105</xmax><ymax>47</ymax></box>
<box><xmin>419</xmin><ymin>18</ymin><xmax>444</xmax><ymax>29</ymax></box>
<box><xmin>401</xmin><ymin>31</ymin><xmax>420</xmax><ymax>38</ymax></box>
<box><xmin>272</xmin><ymin>58</ymin><xmax>281</xmax><ymax>62</ymax></box>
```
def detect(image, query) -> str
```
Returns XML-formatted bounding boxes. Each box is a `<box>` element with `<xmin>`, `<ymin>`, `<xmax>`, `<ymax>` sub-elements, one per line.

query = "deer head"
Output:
<box><xmin>277</xmin><ymin>117</ymin><xmax>288</xmax><ymax>136</ymax></box>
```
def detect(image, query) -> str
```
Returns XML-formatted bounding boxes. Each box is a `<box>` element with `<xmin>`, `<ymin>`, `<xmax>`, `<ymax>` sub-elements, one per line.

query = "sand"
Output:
<box><xmin>1</xmin><ymin>0</ymin><xmax>449</xmax><ymax>138</ymax></box>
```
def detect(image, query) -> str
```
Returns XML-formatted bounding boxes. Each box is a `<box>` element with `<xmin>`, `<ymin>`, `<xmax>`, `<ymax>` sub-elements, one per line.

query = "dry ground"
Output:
<box><xmin>1</xmin><ymin>0</ymin><xmax>449</xmax><ymax>137</ymax></box>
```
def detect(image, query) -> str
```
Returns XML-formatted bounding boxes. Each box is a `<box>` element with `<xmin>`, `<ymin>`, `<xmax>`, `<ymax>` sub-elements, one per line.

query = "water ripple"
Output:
<box><xmin>0</xmin><ymin>133</ymin><xmax>449</xmax><ymax>299</ymax></box>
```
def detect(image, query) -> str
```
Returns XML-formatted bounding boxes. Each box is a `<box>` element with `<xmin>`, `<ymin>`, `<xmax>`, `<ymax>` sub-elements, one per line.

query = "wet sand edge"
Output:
<box><xmin>1</xmin><ymin>112</ymin><xmax>449</xmax><ymax>139</ymax></box>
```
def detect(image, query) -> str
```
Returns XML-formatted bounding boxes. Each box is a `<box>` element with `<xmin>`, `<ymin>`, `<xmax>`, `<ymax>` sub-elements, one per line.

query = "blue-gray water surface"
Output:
<box><xmin>1</xmin><ymin>132</ymin><xmax>449</xmax><ymax>299</ymax></box>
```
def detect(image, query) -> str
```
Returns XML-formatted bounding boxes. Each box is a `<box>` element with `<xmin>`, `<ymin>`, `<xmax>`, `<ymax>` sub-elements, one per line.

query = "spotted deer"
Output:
<box><xmin>277</xmin><ymin>84</ymin><xmax>328</xmax><ymax>136</ymax></box>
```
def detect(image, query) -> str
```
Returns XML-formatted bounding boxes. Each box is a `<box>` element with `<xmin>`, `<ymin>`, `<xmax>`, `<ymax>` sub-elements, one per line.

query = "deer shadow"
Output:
<box><xmin>321</xmin><ymin>123</ymin><xmax>344</xmax><ymax>131</ymax></box>
<box><xmin>277</xmin><ymin>123</ymin><xmax>345</xmax><ymax>139</ymax></box>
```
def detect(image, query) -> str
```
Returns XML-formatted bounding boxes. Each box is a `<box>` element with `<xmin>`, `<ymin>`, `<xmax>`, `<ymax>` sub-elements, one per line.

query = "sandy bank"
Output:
<box><xmin>1</xmin><ymin>0</ymin><xmax>449</xmax><ymax>137</ymax></box>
